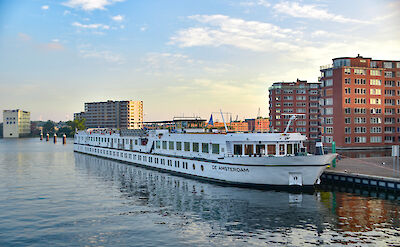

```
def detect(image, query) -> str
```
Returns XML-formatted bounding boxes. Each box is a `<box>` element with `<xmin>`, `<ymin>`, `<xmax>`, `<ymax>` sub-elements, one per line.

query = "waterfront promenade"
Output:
<box><xmin>322</xmin><ymin>156</ymin><xmax>400</xmax><ymax>191</ymax></box>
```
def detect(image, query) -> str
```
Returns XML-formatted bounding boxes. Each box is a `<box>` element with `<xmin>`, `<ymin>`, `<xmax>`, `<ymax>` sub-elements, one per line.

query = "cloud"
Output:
<box><xmin>169</xmin><ymin>15</ymin><xmax>300</xmax><ymax>52</ymax></box>
<box><xmin>62</xmin><ymin>0</ymin><xmax>125</xmax><ymax>11</ymax></box>
<box><xmin>39</xmin><ymin>42</ymin><xmax>65</xmax><ymax>51</ymax></box>
<box><xmin>240</xmin><ymin>0</ymin><xmax>270</xmax><ymax>8</ymax></box>
<box><xmin>79</xmin><ymin>48</ymin><xmax>124</xmax><ymax>63</ymax></box>
<box><xmin>111</xmin><ymin>15</ymin><xmax>124</xmax><ymax>21</ymax></box>
<box><xmin>273</xmin><ymin>2</ymin><xmax>369</xmax><ymax>24</ymax></box>
<box><xmin>41</xmin><ymin>5</ymin><xmax>49</xmax><ymax>10</ymax></box>
<box><xmin>72</xmin><ymin>22</ymin><xmax>110</xmax><ymax>29</ymax></box>
<box><xmin>18</xmin><ymin>33</ymin><xmax>32</xmax><ymax>42</ymax></box>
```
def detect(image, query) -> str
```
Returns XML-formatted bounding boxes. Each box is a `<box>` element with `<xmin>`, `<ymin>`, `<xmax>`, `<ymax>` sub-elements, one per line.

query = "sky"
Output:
<box><xmin>0</xmin><ymin>0</ymin><xmax>399</xmax><ymax>122</ymax></box>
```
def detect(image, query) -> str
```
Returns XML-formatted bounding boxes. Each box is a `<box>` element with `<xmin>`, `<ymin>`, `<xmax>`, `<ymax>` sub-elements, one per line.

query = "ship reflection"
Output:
<box><xmin>74</xmin><ymin>153</ymin><xmax>335</xmax><ymax>234</ymax></box>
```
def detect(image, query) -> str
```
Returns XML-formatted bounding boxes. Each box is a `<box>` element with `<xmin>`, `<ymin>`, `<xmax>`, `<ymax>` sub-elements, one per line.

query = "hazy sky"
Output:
<box><xmin>0</xmin><ymin>0</ymin><xmax>399</xmax><ymax>122</ymax></box>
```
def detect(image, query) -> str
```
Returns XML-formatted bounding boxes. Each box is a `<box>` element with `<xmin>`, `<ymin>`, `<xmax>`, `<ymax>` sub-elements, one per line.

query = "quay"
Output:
<box><xmin>321</xmin><ymin>156</ymin><xmax>400</xmax><ymax>192</ymax></box>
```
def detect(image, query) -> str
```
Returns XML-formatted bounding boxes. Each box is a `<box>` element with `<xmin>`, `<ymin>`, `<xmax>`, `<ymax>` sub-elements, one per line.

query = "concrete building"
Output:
<box><xmin>245</xmin><ymin>118</ymin><xmax>270</xmax><ymax>132</ymax></box>
<box><xmin>320</xmin><ymin>55</ymin><xmax>400</xmax><ymax>148</ymax></box>
<box><xmin>75</xmin><ymin>100</ymin><xmax>143</xmax><ymax>129</ymax></box>
<box><xmin>3</xmin><ymin>109</ymin><xmax>31</xmax><ymax>138</ymax></box>
<box><xmin>269</xmin><ymin>79</ymin><xmax>321</xmax><ymax>142</ymax></box>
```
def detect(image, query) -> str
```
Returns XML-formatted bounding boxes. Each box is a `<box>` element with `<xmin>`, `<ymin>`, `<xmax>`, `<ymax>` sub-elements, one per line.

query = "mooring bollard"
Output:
<box><xmin>63</xmin><ymin>134</ymin><xmax>67</xmax><ymax>145</ymax></box>
<box><xmin>46</xmin><ymin>133</ymin><xmax>49</xmax><ymax>142</ymax></box>
<box><xmin>53</xmin><ymin>133</ymin><xmax>57</xmax><ymax>143</ymax></box>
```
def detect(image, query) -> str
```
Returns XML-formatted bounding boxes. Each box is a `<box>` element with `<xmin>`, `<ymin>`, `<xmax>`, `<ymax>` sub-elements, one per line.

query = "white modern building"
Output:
<box><xmin>3</xmin><ymin>110</ymin><xmax>31</xmax><ymax>138</ymax></box>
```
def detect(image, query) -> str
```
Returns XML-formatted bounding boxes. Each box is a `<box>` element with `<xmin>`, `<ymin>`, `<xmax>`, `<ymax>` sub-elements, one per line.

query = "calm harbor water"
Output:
<box><xmin>0</xmin><ymin>138</ymin><xmax>400</xmax><ymax>246</ymax></box>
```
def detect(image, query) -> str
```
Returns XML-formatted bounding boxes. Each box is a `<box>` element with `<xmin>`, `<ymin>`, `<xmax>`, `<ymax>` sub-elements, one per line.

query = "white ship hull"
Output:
<box><xmin>74</xmin><ymin>143</ymin><xmax>335</xmax><ymax>187</ymax></box>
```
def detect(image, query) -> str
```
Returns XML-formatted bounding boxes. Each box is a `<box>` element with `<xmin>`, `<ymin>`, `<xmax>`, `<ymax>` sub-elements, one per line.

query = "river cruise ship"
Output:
<box><xmin>73</xmin><ymin>119</ymin><xmax>336</xmax><ymax>187</ymax></box>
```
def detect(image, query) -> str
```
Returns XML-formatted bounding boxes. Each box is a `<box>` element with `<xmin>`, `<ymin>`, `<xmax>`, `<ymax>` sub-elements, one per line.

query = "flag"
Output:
<box><xmin>207</xmin><ymin>114</ymin><xmax>214</xmax><ymax>126</ymax></box>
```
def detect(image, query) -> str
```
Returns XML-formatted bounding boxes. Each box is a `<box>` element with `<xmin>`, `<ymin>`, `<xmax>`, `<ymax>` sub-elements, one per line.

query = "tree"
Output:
<box><xmin>43</xmin><ymin>120</ymin><xmax>55</xmax><ymax>134</ymax></box>
<box><xmin>67</xmin><ymin>118</ymin><xmax>86</xmax><ymax>133</ymax></box>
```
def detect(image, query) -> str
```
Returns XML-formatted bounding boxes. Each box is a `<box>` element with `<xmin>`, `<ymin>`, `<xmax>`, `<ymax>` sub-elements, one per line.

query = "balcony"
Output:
<box><xmin>320</xmin><ymin>64</ymin><xmax>333</xmax><ymax>70</ymax></box>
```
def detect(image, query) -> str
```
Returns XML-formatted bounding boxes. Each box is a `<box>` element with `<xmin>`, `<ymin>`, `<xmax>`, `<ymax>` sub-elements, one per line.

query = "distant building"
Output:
<box><xmin>75</xmin><ymin>100</ymin><xmax>143</xmax><ymax>129</ymax></box>
<box><xmin>3</xmin><ymin>109</ymin><xmax>31</xmax><ymax>138</ymax></box>
<box><xmin>268</xmin><ymin>79</ymin><xmax>321</xmax><ymax>142</ymax></box>
<box><xmin>245</xmin><ymin>118</ymin><xmax>270</xmax><ymax>132</ymax></box>
<box><xmin>320</xmin><ymin>55</ymin><xmax>400</xmax><ymax>148</ymax></box>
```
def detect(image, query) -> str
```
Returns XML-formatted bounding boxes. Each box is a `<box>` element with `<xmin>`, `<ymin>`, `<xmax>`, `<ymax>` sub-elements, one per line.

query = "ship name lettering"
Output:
<box><xmin>212</xmin><ymin>165</ymin><xmax>249</xmax><ymax>173</ymax></box>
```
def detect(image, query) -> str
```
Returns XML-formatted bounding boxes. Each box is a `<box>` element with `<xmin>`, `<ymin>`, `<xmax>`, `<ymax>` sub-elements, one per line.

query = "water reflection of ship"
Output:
<box><xmin>74</xmin><ymin>153</ymin><xmax>335</xmax><ymax>233</ymax></box>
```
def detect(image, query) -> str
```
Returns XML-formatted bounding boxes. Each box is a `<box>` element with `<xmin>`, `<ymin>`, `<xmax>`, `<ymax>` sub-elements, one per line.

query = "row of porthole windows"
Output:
<box><xmin>156</xmin><ymin>140</ymin><xmax>221</xmax><ymax>154</ymax></box>
<box><xmin>87</xmin><ymin>146</ymin><xmax>204</xmax><ymax>172</ymax></box>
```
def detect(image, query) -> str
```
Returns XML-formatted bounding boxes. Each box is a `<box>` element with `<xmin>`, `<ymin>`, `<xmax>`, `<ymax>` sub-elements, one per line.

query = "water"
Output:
<box><xmin>0</xmin><ymin>139</ymin><xmax>399</xmax><ymax>246</ymax></box>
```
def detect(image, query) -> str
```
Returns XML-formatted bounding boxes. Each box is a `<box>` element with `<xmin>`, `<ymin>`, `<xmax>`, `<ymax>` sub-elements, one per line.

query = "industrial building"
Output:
<box><xmin>3</xmin><ymin>109</ymin><xmax>31</xmax><ymax>138</ymax></box>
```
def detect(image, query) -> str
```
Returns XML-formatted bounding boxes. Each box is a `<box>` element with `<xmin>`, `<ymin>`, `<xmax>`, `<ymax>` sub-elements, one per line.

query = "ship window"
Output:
<box><xmin>193</xmin><ymin>164</ymin><xmax>196</xmax><ymax>170</ymax></box>
<box><xmin>201</xmin><ymin>165</ymin><xmax>204</xmax><ymax>171</ymax></box>
<box><xmin>162</xmin><ymin>141</ymin><xmax>167</xmax><ymax>149</ymax></box>
<box><xmin>212</xmin><ymin>144</ymin><xmax>220</xmax><ymax>154</ymax></box>
<box><xmin>202</xmin><ymin>143</ymin><xmax>209</xmax><ymax>153</ymax></box>
<box><xmin>294</xmin><ymin>144</ymin><xmax>299</xmax><ymax>154</ymax></box>
<box><xmin>169</xmin><ymin>141</ymin><xmax>174</xmax><ymax>150</ymax></box>
<box><xmin>287</xmin><ymin>144</ymin><xmax>293</xmax><ymax>155</ymax></box>
<box><xmin>177</xmin><ymin>161</ymin><xmax>180</xmax><ymax>168</ymax></box>
<box><xmin>244</xmin><ymin>144</ymin><xmax>254</xmax><ymax>156</ymax></box>
<box><xmin>234</xmin><ymin>144</ymin><xmax>242</xmax><ymax>155</ymax></box>
<box><xmin>256</xmin><ymin>144</ymin><xmax>265</xmax><ymax>155</ymax></box>
<box><xmin>279</xmin><ymin>144</ymin><xmax>285</xmax><ymax>155</ymax></box>
<box><xmin>176</xmin><ymin>142</ymin><xmax>182</xmax><ymax>150</ymax></box>
<box><xmin>156</xmin><ymin>141</ymin><xmax>160</xmax><ymax>149</ymax></box>
<box><xmin>135</xmin><ymin>139</ymin><xmax>138</xmax><ymax>145</ymax></box>
<box><xmin>193</xmin><ymin>142</ymin><xmax>199</xmax><ymax>152</ymax></box>
<box><xmin>184</xmin><ymin>142</ymin><xmax>190</xmax><ymax>151</ymax></box>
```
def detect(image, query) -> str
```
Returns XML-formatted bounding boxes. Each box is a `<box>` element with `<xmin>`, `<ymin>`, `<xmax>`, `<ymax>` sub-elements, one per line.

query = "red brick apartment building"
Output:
<box><xmin>320</xmin><ymin>55</ymin><xmax>400</xmax><ymax>148</ymax></box>
<box><xmin>269</xmin><ymin>79</ymin><xmax>321</xmax><ymax>143</ymax></box>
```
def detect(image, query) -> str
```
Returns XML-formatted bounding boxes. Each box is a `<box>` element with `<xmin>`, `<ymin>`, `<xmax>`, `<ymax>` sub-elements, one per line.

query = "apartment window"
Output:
<box><xmin>283</xmin><ymin>96</ymin><xmax>293</xmax><ymax>100</ymax></box>
<box><xmin>354</xmin><ymin>108</ymin><xmax>366</xmax><ymax>114</ymax></box>
<box><xmin>296</xmin><ymin>96</ymin><xmax>306</xmax><ymax>100</ymax></box>
<box><xmin>324</xmin><ymin>79</ymin><xmax>333</xmax><ymax>87</ymax></box>
<box><xmin>325</xmin><ymin>98</ymin><xmax>333</xmax><ymax>105</ymax></box>
<box><xmin>355</xmin><ymin>79</ymin><xmax>366</xmax><ymax>85</ymax></box>
<box><xmin>370</xmin><ymin>117</ymin><xmax>382</xmax><ymax>124</ymax></box>
<box><xmin>355</xmin><ymin>98</ymin><xmax>366</xmax><ymax>104</ymax></box>
<box><xmin>212</xmin><ymin>144</ymin><xmax>220</xmax><ymax>154</ymax></box>
<box><xmin>355</xmin><ymin>88</ymin><xmax>366</xmax><ymax>94</ymax></box>
<box><xmin>345</xmin><ymin>137</ymin><xmax>351</xmax><ymax>144</ymax></box>
<box><xmin>345</xmin><ymin>68</ymin><xmax>351</xmax><ymax>74</ymax></box>
<box><xmin>283</xmin><ymin>102</ymin><xmax>293</xmax><ymax>107</ymax></box>
<box><xmin>296</xmin><ymin>121</ymin><xmax>306</xmax><ymax>126</ymax></box>
<box><xmin>345</xmin><ymin>98</ymin><xmax>351</xmax><ymax>104</ymax></box>
<box><xmin>283</xmin><ymin>90</ymin><xmax>293</xmax><ymax>94</ymax></box>
<box><xmin>385</xmin><ymin>71</ymin><xmax>393</xmax><ymax>78</ymax></box>
<box><xmin>370</xmin><ymin>70</ymin><xmax>381</xmax><ymax>76</ymax></box>
<box><xmin>345</xmin><ymin>88</ymin><xmax>351</xmax><ymax>94</ymax></box>
<box><xmin>370</xmin><ymin>88</ymin><xmax>381</xmax><ymax>95</ymax></box>
<box><xmin>326</xmin><ymin>117</ymin><xmax>333</xmax><ymax>124</ymax></box>
<box><xmin>370</xmin><ymin>136</ymin><xmax>382</xmax><ymax>143</ymax></box>
<box><xmin>370</xmin><ymin>98</ymin><xmax>381</xmax><ymax>105</ymax></box>
<box><xmin>193</xmin><ymin>142</ymin><xmax>199</xmax><ymax>152</ymax></box>
<box><xmin>345</xmin><ymin>117</ymin><xmax>351</xmax><ymax>124</ymax></box>
<box><xmin>354</xmin><ymin>69</ymin><xmax>366</xmax><ymax>75</ymax></box>
<box><xmin>296</xmin><ymin>108</ymin><xmax>306</xmax><ymax>113</ymax></box>
<box><xmin>354</xmin><ymin>117</ymin><xmax>366</xmax><ymax>124</ymax></box>
<box><xmin>325</xmin><ymin>127</ymin><xmax>333</xmax><ymax>134</ymax></box>
<box><xmin>325</xmin><ymin>70</ymin><xmax>333</xmax><ymax>77</ymax></box>
<box><xmin>345</xmin><ymin>108</ymin><xmax>351</xmax><ymax>114</ymax></box>
<box><xmin>354</xmin><ymin>127</ymin><xmax>366</xmax><ymax>133</ymax></box>
<box><xmin>397</xmin><ymin>62</ymin><xmax>400</xmax><ymax>68</ymax></box>
<box><xmin>371</xmin><ymin>108</ymin><xmax>382</xmax><ymax>114</ymax></box>
<box><xmin>296</xmin><ymin>102</ymin><xmax>306</xmax><ymax>107</ymax></box>
<box><xmin>345</xmin><ymin>127</ymin><xmax>351</xmax><ymax>134</ymax></box>
<box><xmin>371</xmin><ymin>127</ymin><xmax>382</xmax><ymax>133</ymax></box>
<box><xmin>344</xmin><ymin>78</ymin><xmax>351</xmax><ymax>84</ymax></box>
<box><xmin>324</xmin><ymin>108</ymin><xmax>333</xmax><ymax>115</ymax></box>
<box><xmin>354</xmin><ymin>137</ymin><xmax>367</xmax><ymax>143</ymax></box>
<box><xmin>383</xmin><ymin>62</ymin><xmax>393</xmax><ymax>68</ymax></box>
<box><xmin>370</xmin><ymin>79</ymin><xmax>382</xmax><ymax>86</ymax></box>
